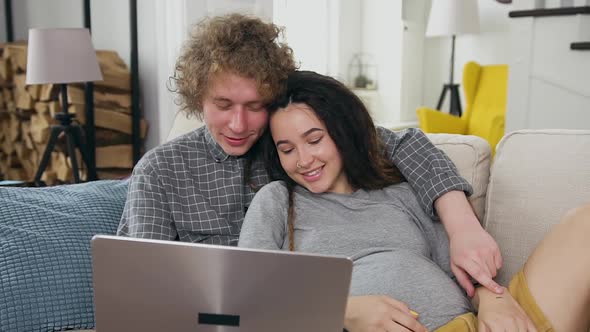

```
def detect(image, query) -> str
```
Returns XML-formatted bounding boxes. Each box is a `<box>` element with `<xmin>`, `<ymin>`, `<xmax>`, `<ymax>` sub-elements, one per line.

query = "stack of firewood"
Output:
<box><xmin>0</xmin><ymin>42</ymin><xmax>147</xmax><ymax>185</ymax></box>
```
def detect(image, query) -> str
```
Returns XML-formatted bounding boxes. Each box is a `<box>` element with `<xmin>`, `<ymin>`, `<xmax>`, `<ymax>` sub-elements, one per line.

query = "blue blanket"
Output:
<box><xmin>0</xmin><ymin>180</ymin><xmax>129</xmax><ymax>331</ymax></box>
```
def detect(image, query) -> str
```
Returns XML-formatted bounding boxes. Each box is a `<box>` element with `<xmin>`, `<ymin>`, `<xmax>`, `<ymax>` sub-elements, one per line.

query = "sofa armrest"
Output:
<box><xmin>417</xmin><ymin>107</ymin><xmax>467</xmax><ymax>134</ymax></box>
<box><xmin>427</xmin><ymin>134</ymin><xmax>491</xmax><ymax>222</ymax></box>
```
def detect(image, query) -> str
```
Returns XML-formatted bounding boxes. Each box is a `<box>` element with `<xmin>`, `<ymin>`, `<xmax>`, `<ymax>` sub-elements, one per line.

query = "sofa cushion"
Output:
<box><xmin>427</xmin><ymin>133</ymin><xmax>491</xmax><ymax>221</ymax></box>
<box><xmin>0</xmin><ymin>180</ymin><xmax>129</xmax><ymax>331</ymax></box>
<box><xmin>484</xmin><ymin>129</ymin><xmax>590</xmax><ymax>286</ymax></box>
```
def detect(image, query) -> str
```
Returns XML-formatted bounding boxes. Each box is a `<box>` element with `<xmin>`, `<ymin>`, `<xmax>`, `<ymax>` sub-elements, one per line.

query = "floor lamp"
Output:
<box><xmin>26</xmin><ymin>28</ymin><xmax>103</xmax><ymax>185</ymax></box>
<box><xmin>426</xmin><ymin>0</ymin><xmax>480</xmax><ymax>117</ymax></box>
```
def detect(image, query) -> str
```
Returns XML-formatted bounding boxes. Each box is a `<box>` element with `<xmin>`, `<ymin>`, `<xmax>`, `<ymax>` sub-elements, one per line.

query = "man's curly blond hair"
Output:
<box><xmin>171</xmin><ymin>13</ymin><xmax>297</xmax><ymax>118</ymax></box>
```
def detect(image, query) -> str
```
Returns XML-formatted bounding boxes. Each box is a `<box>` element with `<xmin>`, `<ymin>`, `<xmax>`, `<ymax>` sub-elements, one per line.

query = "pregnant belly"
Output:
<box><xmin>349</xmin><ymin>250</ymin><xmax>472</xmax><ymax>330</ymax></box>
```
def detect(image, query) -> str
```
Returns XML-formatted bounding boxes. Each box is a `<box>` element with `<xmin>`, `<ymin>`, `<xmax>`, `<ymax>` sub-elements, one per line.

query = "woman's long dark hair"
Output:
<box><xmin>261</xmin><ymin>71</ymin><xmax>405</xmax><ymax>250</ymax></box>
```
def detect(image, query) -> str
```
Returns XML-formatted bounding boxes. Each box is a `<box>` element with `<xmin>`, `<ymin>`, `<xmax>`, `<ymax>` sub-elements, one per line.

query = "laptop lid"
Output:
<box><xmin>91</xmin><ymin>235</ymin><xmax>352</xmax><ymax>332</ymax></box>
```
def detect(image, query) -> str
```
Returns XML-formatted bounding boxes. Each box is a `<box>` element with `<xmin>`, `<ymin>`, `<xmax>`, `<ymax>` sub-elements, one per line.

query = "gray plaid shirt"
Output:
<box><xmin>117</xmin><ymin>126</ymin><xmax>472</xmax><ymax>245</ymax></box>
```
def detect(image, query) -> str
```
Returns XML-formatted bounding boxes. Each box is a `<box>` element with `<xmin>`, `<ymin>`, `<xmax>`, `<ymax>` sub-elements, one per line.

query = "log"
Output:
<box><xmin>70</xmin><ymin>104</ymin><xmax>147</xmax><ymax>138</ymax></box>
<box><xmin>1</xmin><ymin>138</ymin><xmax>14</xmax><ymax>155</ymax></box>
<box><xmin>21</xmin><ymin>120</ymin><xmax>34</xmax><ymax>150</ymax></box>
<box><xmin>34</xmin><ymin>101</ymin><xmax>49</xmax><ymax>115</ymax></box>
<box><xmin>41</xmin><ymin>169</ymin><xmax>58</xmax><ymax>186</ymax></box>
<box><xmin>30</xmin><ymin>113</ymin><xmax>51</xmax><ymax>143</ymax></box>
<box><xmin>0</xmin><ymin>58</ymin><xmax>12</xmax><ymax>81</ymax></box>
<box><xmin>14</xmin><ymin>74</ymin><xmax>26</xmax><ymax>93</ymax></box>
<box><xmin>95</xmin><ymin>50</ymin><xmax>131</xmax><ymax>92</ymax></box>
<box><xmin>3</xmin><ymin>88</ymin><xmax>13</xmax><ymax>102</ymax></box>
<box><xmin>14</xmin><ymin>142</ymin><xmax>34</xmax><ymax>179</ymax></box>
<box><xmin>6</xmin><ymin>101</ymin><xmax>16</xmax><ymax>112</ymax></box>
<box><xmin>9</xmin><ymin>113</ymin><xmax>20</xmax><ymax>142</ymax></box>
<box><xmin>6</xmin><ymin>167</ymin><xmax>26</xmax><ymax>180</ymax></box>
<box><xmin>16</xmin><ymin>91</ymin><xmax>34</xmax><ymax>110</ymax></box>
<box><xmin>0</xmin><ymin>115</ymin><xmax>6</xmax><ymax>141</ymax></box>
<box><xmin>96</xmin><ymin>145</ymin><xmax>133</xmax><ymax>168</ymax></box>
<box><xmin>0</xmin><ymin>152</ymin><xmax>7</xmax><ymax>175</ymax></box>
<box><xmin>48</xmin><ymin>101</ymin><xmax>60</xmax><ymax>118</ymax></box>
<box><xmin>27</xmin><ymin>84</ymin><xmax>42</xmax><ymax>100</ymax></box>
<box><xmin>97</xmin><ymin>168</ymin><xmax>131</xmax><ymax>180</ymax></box>
<box><xmin>96</xmin><ymin>50</ymin><xmax>127</xmax><ymax>70</ymax></box>
<box><xmin>40</xmin><ymin>84</ymin><xmax>56</xmax><ymax>101</ymax></box>
<box><xmin>54</xmin><ymin>152</ymin><xmax>72</xmax><ymax>182</ymax></box>
<box><xmin>95</xmin><ymin>128</ymin><xmax>132</xmax><ymax>147</ymax></box>
<box><xmin>68</xmin><ymin>85</ymin><xmax>132</xmax><ymax>110</ymax></box>
<box><xmin>95</xmin><ymin>68</ymin><xmax>131</xmax><ymax>92</ymax></box>
<box><xmin>4</xmin><ymin>43</ymin><xmax>27</xmax><ymax>72</ymax></box>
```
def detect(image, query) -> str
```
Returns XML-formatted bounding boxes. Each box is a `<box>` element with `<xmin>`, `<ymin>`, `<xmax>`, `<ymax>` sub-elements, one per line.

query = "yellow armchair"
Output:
<box><xmin>417</xmin><ymin>61</ymin><xmax>508</xmax><ymax>155</ymax></box>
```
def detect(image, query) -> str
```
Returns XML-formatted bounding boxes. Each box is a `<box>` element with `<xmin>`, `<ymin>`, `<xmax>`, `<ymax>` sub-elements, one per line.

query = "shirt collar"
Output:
<box><xmin>204</xmin><ymin>127</ymin><xmax>230</xmax><ymax>162</ymax></box>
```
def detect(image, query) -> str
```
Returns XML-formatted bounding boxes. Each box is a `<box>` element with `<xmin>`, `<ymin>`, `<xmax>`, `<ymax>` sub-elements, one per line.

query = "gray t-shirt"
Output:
<box><xmin>238</xmin><ymin>181</ymin><xmax>472</xmax><ymax>330</ymax></box>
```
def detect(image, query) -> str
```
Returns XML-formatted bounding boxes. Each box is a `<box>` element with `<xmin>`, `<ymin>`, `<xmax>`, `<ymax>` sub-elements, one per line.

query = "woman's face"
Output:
<box><xmin>270</xmin><ymin>103</ymin><xmax>352</xmax><ymax>194</ymax></box>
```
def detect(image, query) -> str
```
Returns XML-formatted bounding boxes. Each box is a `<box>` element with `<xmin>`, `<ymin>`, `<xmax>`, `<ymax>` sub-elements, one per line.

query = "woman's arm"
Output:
<box><xmin>238</xmin><ymin>182</ymin><xmax>288</xmax><ymax>250</ymax></box>
<box><xmin>345</xmin><ymin>296</ymin><xmax>426</xmax><ymax>332</ymax></box>
<box><xmin>472</xmin><ymin>286</ymin><xmax>537</xmax><ymax>332</ymax></box>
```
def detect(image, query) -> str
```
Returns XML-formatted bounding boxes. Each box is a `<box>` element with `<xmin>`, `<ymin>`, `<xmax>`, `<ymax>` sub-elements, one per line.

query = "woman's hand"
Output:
<box><xmin>475</xmin><ymin>287</ymin><xmax>537</xmax><ymax>332</ymax></box>
<box><xmin>344</xmin><ymin>295</ymin><xmax>426</xmax><ymax>332</ymax></box>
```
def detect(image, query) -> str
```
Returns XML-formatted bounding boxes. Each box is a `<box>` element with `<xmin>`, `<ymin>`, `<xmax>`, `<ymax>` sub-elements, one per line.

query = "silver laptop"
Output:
<box><xmin>91</xmin><ymin>235</ymin><xmax>352</xmax><ymax>332</ymax></box>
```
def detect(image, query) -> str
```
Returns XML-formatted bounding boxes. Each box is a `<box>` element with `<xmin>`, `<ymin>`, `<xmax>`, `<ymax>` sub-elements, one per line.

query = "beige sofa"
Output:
<box><xmin>169</xmin><ymin>114</ymin><xmax>590</xmax><ymax>287</ymax></box>
<box><xmin>71</xmin><ymin>120</ymin><xmax>588</xmax><ymax>332</ymax></box>
<box><xmin>428</xmin><ymin>129</ymin><xmax>590</xmax><ymax>286</ymax></box>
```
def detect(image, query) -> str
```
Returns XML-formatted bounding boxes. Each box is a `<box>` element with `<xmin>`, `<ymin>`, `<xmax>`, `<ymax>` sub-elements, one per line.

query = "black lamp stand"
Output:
<box><xmin>33</xmin><ymin>84</ymin><xmax>96</xmax><ymax>185</ymax></box>
<box><xmin>435</xmin><ymin>34</ymin><xmax>462</xmax><ymax>117</ymax></box>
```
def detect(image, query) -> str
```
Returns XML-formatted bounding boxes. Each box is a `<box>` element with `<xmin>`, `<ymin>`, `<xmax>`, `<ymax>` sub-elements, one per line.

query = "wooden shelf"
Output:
<box><xmin>571</xmin><ymin>42</ymin><xmax>590</xmax><ymax>50</ymax></box>
<box><xmin>509</xmin><ymin>6</ymin><xmax>590</xmax><ymax>18</ymax></box>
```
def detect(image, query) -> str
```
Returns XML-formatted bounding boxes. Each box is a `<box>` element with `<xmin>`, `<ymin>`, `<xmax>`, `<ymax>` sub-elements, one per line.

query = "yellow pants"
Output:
<box><xmin>435</xmin><ymin>270</ymin><xmax>554</xmax><ymax>332</ymax></box>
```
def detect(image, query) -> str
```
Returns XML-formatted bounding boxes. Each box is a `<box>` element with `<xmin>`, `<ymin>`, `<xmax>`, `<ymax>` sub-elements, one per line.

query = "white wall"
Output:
<box><xmin>273</xmin><ymin>0</ymin><xmax>361</xmax><ymax>83</ymax></box>
<box><xmin>506</xmin><ymin>0</ymin><xmax>590</xmax><ymax>131</ymax></box>
<box><xmin>12</xmin><ymin>0</ymin><xmax>84</xmax><ymax>39</ymax></box>
<box><xmin>90</xmin><ymin>0</ymin><xmax>130</xmax><ymax>65</ymax></box>
<box><xmin>274</xmin><ymin>0</ymin><xmax>331</xmax><ymax>73</ymax></box>
<box><xmin>361</xmin><ymin>1</ymin><xmax>403</xmax><ymax>127</ymax></box>
<box><xmin>401</xmin><ymin>0</ymin><xmax>428</xmax><ymax>123</ymax></box>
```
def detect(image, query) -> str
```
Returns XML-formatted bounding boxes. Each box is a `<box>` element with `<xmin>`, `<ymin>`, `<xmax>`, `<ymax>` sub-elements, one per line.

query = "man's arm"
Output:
<box><xmin>378</xmin><ymin>127</ymin><xmax>472</xmax><ymax>218</ymax></box>
<box><xmin>378</xmin><ymin>127</ymin><xmax>503</xmax><ymax>295</ymax></box>
<box><xmin>117</xmin><ymin>164</ymin><xmax>177</xmax><ymax>240</ymax></box>
<box><xmin>435</xmin><ymin>191</ymin><xmax>503</xmax><ymax>296</ymax></box>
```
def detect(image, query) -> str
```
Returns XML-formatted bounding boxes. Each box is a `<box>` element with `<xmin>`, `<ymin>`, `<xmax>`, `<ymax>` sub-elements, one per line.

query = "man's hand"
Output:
<box><xmin>474</xmin><ymin>287</ymin><xmax>537</xmax><ymax>332</ymax></box>
<box><xmin>434</xmin><ymin>190</ymin><xmax>504</xmax><ymax>297</ymax></box>
<box><xmin>345</xmin><ymin>295</ymin><xmax>426</xmax><ymax>332</ymax></box>
<box><xmin>449</xmin><ymin>224</ymin><xmax>504</xmax><ymax>297</ymax></box>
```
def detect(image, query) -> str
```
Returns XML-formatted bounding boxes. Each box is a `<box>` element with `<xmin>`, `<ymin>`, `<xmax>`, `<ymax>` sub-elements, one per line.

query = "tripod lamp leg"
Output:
<box><xmin>34</xmin><ymin>126</ymin><xmax>63</xmax><ymax>185</ymax></box>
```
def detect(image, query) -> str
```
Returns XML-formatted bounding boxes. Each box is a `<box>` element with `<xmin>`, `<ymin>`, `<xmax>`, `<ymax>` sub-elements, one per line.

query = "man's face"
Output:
<box><xmin>202</xmin><ymin>72</ymin><xmax>269</xmax><ymax>156</ymax></box>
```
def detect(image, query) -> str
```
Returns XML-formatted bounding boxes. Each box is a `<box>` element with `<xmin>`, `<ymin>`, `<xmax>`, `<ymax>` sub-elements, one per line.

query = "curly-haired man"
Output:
<box><xmin>117</xmin><ymin>14</ymin><xmax>505</xmax><ymax>320</ymax></box>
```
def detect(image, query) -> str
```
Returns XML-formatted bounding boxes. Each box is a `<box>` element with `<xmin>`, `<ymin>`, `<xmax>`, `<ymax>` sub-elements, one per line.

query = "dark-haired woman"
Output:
<box><xmin>238</xmin><ymin>71</ymin><xmax>590</xmax><ymax>332</ymax></box>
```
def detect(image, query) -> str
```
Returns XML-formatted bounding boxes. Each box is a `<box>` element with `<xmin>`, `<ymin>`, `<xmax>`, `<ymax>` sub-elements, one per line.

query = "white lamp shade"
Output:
<box><xmin>26</xmin><ymin>28</ymin><xmax>103</xmax><ymax>85</ymax></box>
<box><xmin>426</xmin><ymin>0</ymin><xmax>480</xmax><ymax>37</ymax></box>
